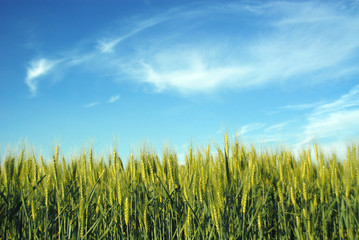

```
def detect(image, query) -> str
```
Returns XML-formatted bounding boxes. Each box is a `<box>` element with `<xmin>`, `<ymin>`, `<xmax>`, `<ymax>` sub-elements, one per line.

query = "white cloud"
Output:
<box><xmin>83</xmin><ymin>102</ymin><xmax>99</xmax><ymax>108</ymax></box>
<box><xmin>242</xmin><ymin>85</ymin><xmax>359</xmax><ymax>153</ymax></box>
<box><xmin>67</xmin><ymin>53</ymin><xmax>96</xmax><ymax>66</ymax></box>
<box><xmin>23</xmin><ymin>11</ymin><xmax>173</xmax><ymax>95</ymax></box>
<box><xmin>108</xmin><ymin>95</ymin><xmax>120</xmax><ymax>103</ymax></box>
<box><xmin>264</xmin><ymin>122</ymin><xmax>289</xmax><ymax>133</ymax></box>
<box><xmin>83</xmin><ymin>95</ymin><xmax>120</xmax><ymax>107</ymax></box>
<box><xmin>140</xmin><ymin>59</ymin><xmax>251</xmax><ymax>94</ymax></box>
<box><xmin>281</xmin><ymin>102</ymin><xmax>323</xmax><ymax>111</ymax></box>
<box><xmin>25</xmin><ymin>58</ymin><xmax>59</xmax><ymax>95</ymax></box>
<box><xmin>242</xmin><ymin>4</ymin><xmax>359</xmax><ymax>86</ymax></box>
<box><xmin>24</xmin><ymin>2</ymin><xmax>359</xmax><ymax>96</ymax></box>
<box><xmin>313</xmin><ymin>85</ymin><xmax>359</xmax><ymax>116</ymax></box>
<box><xmin>97</xmin><ymin>38</ymin><xmax>123</xmax><ymax>53</ymax></box>
<box><xmin>97</xmin><ymin>15</ymin><xmax>171</xmax><ymax>53</ymax></box>
<box><xmin>300</xmin><ymin>85</ymin><xmax>359</xmax><ymax>144</ymax></box>
<box><xmin>305</xmin><ymin>110</ymin><xmax>359</xmax><ymax>139</ymax></box>
<box><xmin>240</xmin><ymin>123</ymin><xmax>265</xmax><ymax>135</ymax></box>
<box><xmin>115</xmin><ymin>1</ymin><xmax>359</xmax><ymax>94</ymax></box>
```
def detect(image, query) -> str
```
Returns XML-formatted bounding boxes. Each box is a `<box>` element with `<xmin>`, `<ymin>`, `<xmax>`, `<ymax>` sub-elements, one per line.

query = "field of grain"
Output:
<box><xmin>1</xmin><ymin>135</ymin><xmax>358</xmax><ymax>239</ymax></box>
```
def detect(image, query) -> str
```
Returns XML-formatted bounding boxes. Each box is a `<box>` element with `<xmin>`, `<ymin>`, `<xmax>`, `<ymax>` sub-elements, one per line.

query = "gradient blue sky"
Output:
<box><xmin>1</xmin><ymin>0</ymin><xmax>359</xmax><ymax>161</ymax></box>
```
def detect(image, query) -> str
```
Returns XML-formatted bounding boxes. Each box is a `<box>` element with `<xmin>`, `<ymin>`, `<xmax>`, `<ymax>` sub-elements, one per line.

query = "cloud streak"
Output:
<box><xmin>96</xmin><ymin>14</ymin><xmax>171</xmax><ymax>53</ymax></box>
<box><xmin>240</xmin><ymin>123</ymin><xmax>265</xmax><ymax>136</ymax></box>
<box><xmin>24</xmin><ymin>1</ymin><xmax>359</xmax><ymax>96</ymax></box>
<box><xmin>264</xmin><ymin>122</ymin><xmax>290</xmax><ymax>133</ymax></box>
<box><xmin>280</xmin><ymin>102</ymin><xmax>323</xmax><ymax>111</ymax></box>
<box><xmin>116</xmin><ymin>1</ymin><xmax>359</xmax><ymax>94</ymax></box>
<box><xmin>313</xmin><ymin>85</ymin><xmax>359</xmax><ymax>116</ymax></box>
<box><xmin>25</xmin><ymin>58</ymin><xmax>59</xmax><ymax>96</ymax></box>
<box><xmin>266</xmin><ymin>85</ymin><xmax>359</xmax><ymax>148</ymax></box>
<box><xmin>240</xmin><ymin>85</ymin><xmax>359</xmax><ymax>152</ymax></box>
<box><xmin>83</xmin><ymin>102</ymin><xmax>99</xmax><ymax>108</ymax></box>
<box><xmin>108</xmin><ymin>95</ymin><xmax>120</xmax><ymax>103</ymax></box>
<box><xmin>83</xmin><ymin>94</ymin><xmax>121</xmax><ymax>108</ymax></box>
<box><xmin>302</xmin><ymin>85</ymin><xmax>359</xmax><ymax>143</ymax></box>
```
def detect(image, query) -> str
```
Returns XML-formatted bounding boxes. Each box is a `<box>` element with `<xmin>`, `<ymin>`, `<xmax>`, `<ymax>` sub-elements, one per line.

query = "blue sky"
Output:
<box><xmin>1</xmin><ymin>0</ymin><xmax>359</xmax><ymax>161</ymax></box>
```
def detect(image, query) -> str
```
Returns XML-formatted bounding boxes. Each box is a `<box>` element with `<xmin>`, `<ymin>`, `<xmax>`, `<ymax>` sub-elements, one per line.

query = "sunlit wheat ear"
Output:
<box><xmin>109</xmin><ymin>181</ymin><xmax>114</xmax><ymax>206</ymax></box>
<box><xmin>141</xmin><ymin>154</ymin><xmax>146</xmax><ymax>182</ymax></box>
<box><xmin>32</xmin><ymin>156</ymin><xmax>38</xmax><ymax>184</ymax></box>
<box><xmin>233</xmin><ymin>142</ymin><xmax>239</xmax><ymax>176</ymax></box>
<box><xmin>3</xmin><ymin>164</ymin><xmax>8</xmax><ymax>188</ymax></box>
<box><xmin>296</xmin><ymin>215</ymin><xmax>301</xmax><ymax>228</ymax></box>
<box><xmin>217</xmin><ymin>188</ymin><xmax>223</xmax><ymax>214</ymax></box>
<box><xmin>44</xmin><ymin>176</ymin><xmax>49</xmax><ymax>209</ymax></box>
<box><xmin>345</xmin><ymin>176</ymin><xmax>351</xmax><ymax>199</ymax></box>
<box><xmin>148</xmin><ymin>157</ymin><xmax>155</xmax><ymax>184</ymax></box>
<box><xmin>257</xmin><ymin>212</ymin><xmax>262</xmax><ymax>230</ymax></box>
<box><xmin>303</xmin><ymin>182</ymin><xmax>308</xmax><ymax>202</ymax></box>
<box><xmin>192</xmin><ymin>173</ymin><xmax>197</xmax><ymax>198</ymax></box>
<box><xmin>189</xmin><ymin>146</ymin><xmax>193</xmax><ymax>166</ymax></box>
<box><xmin>277</xmin><ymin>183</ymin><xmax>284</xmax><ymax>203</ymax></box>
<box><xmin>301</xmin><ymin>162</ymin><xmax>306</xmax><ymax>181</ymax></box>
<box><xmin>96</xmin><ymin>195</ymin><xmax>101</xmax><ymax>214</ymax></box>
<box><xmin>199</xmin><ymin>182</ymin><xmax>203</xmax><ymax>203</ymax></box>
<box><xmin>82</xmin><ymin>151</ymin><xmax>87</xmax><ymax>184</ymax></box>
<box><xmin>251</xmin><ymin>164</ymin><xmax>256</xmax><ymax>187</ymax></box>
<box><xmin>52</xmin><ymin>156</ymin><xmax>58</xmax><ymax>184</ymax></box>
<box><xmin>168</xmin><ymin>157</ymin><xmax>174</xmax><ymax>189</ymax></box>
<box><xmin>31</xmin><ymin>194</ymin><xmax>36</xmax><ymax>222</ymax></box>
<box><xmin>241</xmin><ymin>186</ymin><xmax>248</xmax><ymax>214</ymax></box>
<box><xmin>129</xmin><ymin>154</ymin><xmax>135</xmax><ymax>181</ymax></box>
<box><xmin>124</xmin><ymin>197</ymin><xmax>129</xmax><ymax>226</ymax></box>
<box><xmin>20</xmin><ymin>149</ymin><xmax>24</xmax><ymax>162</ymax></box>
<box><xmin>200</xmin><ymin>165</ymin><xmax>206</xmax><ymax>194</ymax></box>
<box><xmin>112</xmin><ymin>149</ymin><xmax>116</xmax><ymax>166</ymax></box>
<box><xmin>290</xmin><ymin>187</ymin><xmax>297</xmax><ymax>207</ymax></box>
<box><xmin>143</xmin><ymin>206</ymin><xmax>148</xmax><ymax>233</ymax></box>
<box><xmin>24</xmin><ymin>157</ymin><xmax>31</xmax><ymax>186</ymax></box>
<box><xmin>89</xmin><ymin>148</ymin><xmax>93</xmax><ymax>180</ymax></box>
<box><xmin>211</xmin><ymin>204</ymin><xmax>220</xmax><ymax>234</ymax></box>
<box><xmin>279</xmin><ymin>164</ymin><xmax>284</xmax><ymax>183</ymax></box>
<box><xmin>225</xmin><ymin>134</ymin><xmax>229</xmax><ymax>158</ymax></box>
<box><xmin>314</xmin><ymin>145</ymin><xmax>318</xmax><ymax>163</ymax></box>
<box><xmin>248</xmin><ymin>152</ymin><xmax>253</xmax><ymax>172</ymax></box>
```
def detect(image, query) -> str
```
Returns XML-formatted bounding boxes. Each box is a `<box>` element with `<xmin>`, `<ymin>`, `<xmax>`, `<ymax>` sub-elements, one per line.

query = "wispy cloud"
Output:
<box><xmin>305</xmin><ymin>109</ymin><xmax>359</xmax><ymax>140</ymax></box>
<box><xmin>24</xmin><ymin>1</ymin><xmax>359</xmax><ymax>96</ymax></box>
<box><xmin>301</xmin><ymin>85</ymin><xmax>359</xmax><ymax>143</ymax></box>
<box><xmin>240</xmin><ymin>123</ymin><xmax>265</xmax><ymax>136</ymax></box>
<box><xmin>25</xmin><ymin>58</ymin><xmax>59</xmax><ymax>96</ymax></box>
<box><xmin>264</xmin><ymin>122</ymin><xmax>289</xmax><ymax>133</ymax></box>
<box><xmin>280</xmin><ymin>102</ymin><xmax>323</xmax><ymax>111</ymax></box>
<box><xmin>241</xmin><ymin>85</ymin><xmax>359</xmax><ymax>152</ymax></box>
<box><xmin>82</xmin><ymin>95</ymin><xmax>121</xmax><ymax>107</ymax></box>
<box><xmin>117</xmin><ymin>1</ymin><xmax>359</xmax><ymax>94</ymax></box>
<box><xmin>108</xmin><ymin>95</ymin><xmax>120</xmax><ymax>103</ymax></box>
<box><xmin>83</xmin><ymin>102</ymin><xmax>99</xmax><ymax>108</ymax></box>
<box><xmin>96</xmin><ymin>14</ymin><xmax>171</xmax><ymax>53</ymax></box>
<box><xmin>97</xmin><ymin>39</ymin><xmax>121</xmax><ymax>53</ymax></box>
<box><xmin>313</xmin><ymin>85</ymin><xmax>359</xmax><ymax>116</ymax></box>
<box><xmin>140</xmin><ymin>60</ymin><xmax>251</xmax><ymax>93</ymax></box>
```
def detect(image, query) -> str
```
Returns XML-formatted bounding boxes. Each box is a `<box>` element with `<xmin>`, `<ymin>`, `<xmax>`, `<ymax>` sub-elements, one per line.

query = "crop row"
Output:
<box><xmin>1</xmin><ymin>136</ymin><xmax>358</xmax><ymax>239</ymax></box>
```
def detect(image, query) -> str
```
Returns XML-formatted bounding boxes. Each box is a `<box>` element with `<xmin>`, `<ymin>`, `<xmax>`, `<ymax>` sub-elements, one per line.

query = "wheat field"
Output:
<box><xmin>1</xmin><ymin>135</ymin><xmax>358</xmax><ymax>239</ymax></box>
